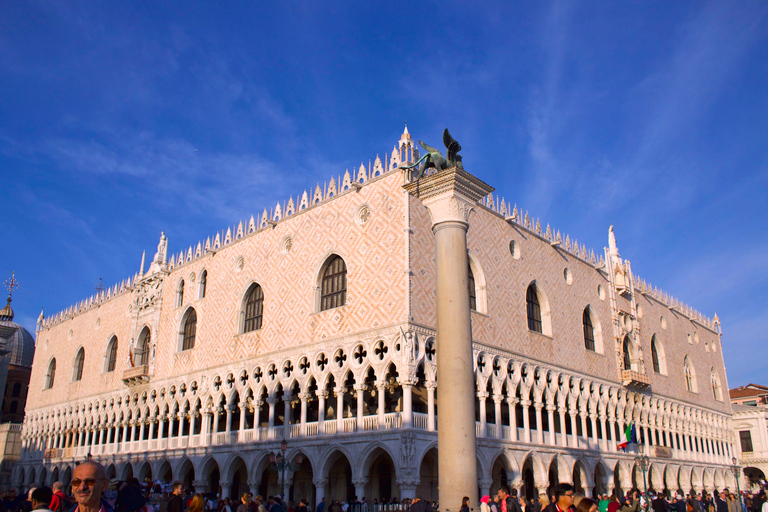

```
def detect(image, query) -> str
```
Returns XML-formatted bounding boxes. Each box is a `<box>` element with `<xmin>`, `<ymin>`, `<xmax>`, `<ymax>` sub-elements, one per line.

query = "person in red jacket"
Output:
<box><xmin>49</xmin><ymin>483</ymin><xmax>66</xmax><ymax>512</ymax></box>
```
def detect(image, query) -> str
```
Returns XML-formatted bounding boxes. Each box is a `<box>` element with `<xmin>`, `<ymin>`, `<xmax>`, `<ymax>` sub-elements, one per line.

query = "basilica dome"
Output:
<box><xmin>0</xmin><ymin>299</ymin><xmax>36</xmax><ymax>368</ymax></box>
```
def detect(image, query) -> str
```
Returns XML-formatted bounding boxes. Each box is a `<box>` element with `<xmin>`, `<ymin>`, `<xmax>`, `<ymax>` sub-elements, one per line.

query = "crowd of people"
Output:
<box><xmin>473</xmin><ymin>483</ymin><xmax>768</xmax><ymax>512</ymax></box>
<box><xmin>3</xmin><ymin>464</ymin><xmax>768</xmax><ymax>512</ymax></box>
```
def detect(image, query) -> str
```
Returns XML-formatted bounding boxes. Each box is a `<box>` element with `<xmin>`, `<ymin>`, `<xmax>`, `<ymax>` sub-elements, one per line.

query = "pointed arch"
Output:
<box><xmin>526</xmin><ymin>281</ymin><xmax>552</xmax><ymax>336</ymax></box>
<box><xmin>582</xmin><ymin>306</ymin><xmax>603</xmax><ymax>353</ymax></box>
<box><xmin>137</xmin><ymin>327</ymin><xmax>151</xmax><ymax>366</ymax></box>
<box><xmin>178</xmin><ymin>307</ymin><xmax>197</xmax><ymax>351</ymax></box>
<box><xmin>105</xmin><ymin>336</ymin><xmax>119</xmax><ymax>373</ymax></box>
<box><xmin>45</xmin><ymin>358</ymin><xmax>57</xmax><ymax>389</ymax></box>
<box><xmin>684</xmin><ymin>356</ymin><xmax>697</xmax><ymax>393</ymax></box>
<box><xmin>468</xmin><ymin>253</ymin><xmax>488</xmax><ymax>314</ymax></box>
<box><xmin>72</xmin><ymin>347</ymin><xmax>85</xmax><ymax>382</ymax></box>
<box><xmin>317</xmin><ymin>254</ymin><xmax>347</xmax><ymax>312</ymax></box>
<box><xmin>241</xmin><ymin>282</ymin><xmax>265</xmax><ymax>333</ymax></box>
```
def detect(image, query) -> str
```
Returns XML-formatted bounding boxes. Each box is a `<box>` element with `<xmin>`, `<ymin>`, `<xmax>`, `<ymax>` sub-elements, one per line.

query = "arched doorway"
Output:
<box><xmin>594</xmin><ymin>463</ymin><xmax>607</xmax><ymax>497</ymax></box>
<box><xmin>368</xmin><ymin>449</ymin><xmax>397</xmax><ymax>502</ymax></box>
<box><xmin>522</xmin><ymin>457</ymin><xmax>536</xmax><ymax>504</ymax></box>
<box><xmin>417</xmin><ymin>448</ymin><xmax>438</xmax><ymax>502</ymax></box>
<box><xmin>491</xmin><ymin>456</ymin><xmax>510</xmax><ymax>496</ymax></box>
<box><xmin>744</xmin><ymin>467</ymin><xmax>765</xmax><ymax>488</ymax></box>
<box><xmin>203</xmin><ymin>459</ymin><xmax>221</xmax><ymax>496</ymax></box>
<box><xmin>62</xmin><ymin>467</ymin><xmax>72</xmax><ymax>495</ymax></box>
<box><xmin>548</xmin><ymin>459</ymin><xmax>560</xmax><ymax>498</ymax></box>
<box><xmin>158</xmin><ymin>460</ymin><xmax>173</xmax><ymax>484</ymax></box>
<box><xmin>326</xmin><ymin>451</ymin><xmax>354</xmax><ymax>502</ymax></box>
<box><xmin>121</xmin><ymin>462</ymin><xmax>134</xmax><ymax>481</ymax></box>
<box><xmin>291</xmin><ymin>455</ymin><xmax>315</xmax><ymax>507</ymax></box>
<box><xmin>139</xmin><ymin>461</ymin><xmax>153</xmax><ymax>484</ymax></box>
<box><xmin>259</xmin><ymin>461</ymin><xmax>280</xmax><ymax>498</ymax></box>
<box><xmin>177</xmin><ymin>459</ymin><xmax>195</xmax><ymax>491</ymax></box>
<box><xmin>230</xmin><ymin>457</ymin><xmax>248</xmax><ymax>500</ymax></box>
<box><xmin>573</xmin><ymin>462</ymin><xmax>585</xmax><ymax>495</ymax></box>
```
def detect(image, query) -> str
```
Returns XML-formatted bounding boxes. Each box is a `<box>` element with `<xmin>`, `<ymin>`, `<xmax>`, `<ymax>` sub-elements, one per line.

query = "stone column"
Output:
<box><xmin>239</xmin><ymin>401</ymin><xmax>247</xmax><ymax>434</ymax></box>
<box><xmin>283</xmin><ymin>393</ymin><xmax>293</xmax><ymax>439</ymax></box>
<box><xmin>546</xmin><ymin>405</ymin><xmax>556</xmax><ymax>445</ymax></box>
<box><xmin>427</xmin><ymin>382</ymin><xmax>437</xmax><ymax>432</ymax></box>
<box><xmin>352</xmin><ymin>478</ymin><xmax>368</xmax><ymax>501</ymax></box>
<box><xmin>267</xmin><ymin>397</ymin><xmax>277</xmax><ymax>433</ymax></box>
<box><xmin>335</xmin><ymin>387</ymin><xmax>345</xmax><ymax>432</ymax></box>
<box><xmin>509</xmin><ymin>398</ymin><xmax>519</xmax><ymax>441</ymax></box>
<box><xmin>397</xmin><ymin>477</ymin><xmax>419</xmax><ymax>501</ymax></box>
<box><xmin>211</xmin><ymin>409</ymin><xmax>219</xmax><ymax>441</ymax></box>
<box><xmin>478</xmin><ymin>392</ymin><xmax>488</xmax><ymax>437</ymax></box>
<box><xmin>377</xmin><ymin>382</ymin><xmax>387</xmax><ymax>429</ymax></box>
<box><xmin>494</xmin><ymin>395</ymin><xmax>504</xmax><ymax>439</ymax></box>
<box><xmin>316</xmin><ymin>391</ymin><xmax>327</xmax><ymax>434</ymax></box>
<box><xmin>404</xmin><ymin>166</ymin><xmax>493</xmax><ymax>510</ymax></box>
<box><xmin>202</xmin><ymin>409</ymin><xmax>212</xmax><ymax>446</ymax></box>
<box><xmin>569</xmin><ymin>410</ymin><xmax>579</xmax><ymax>448</ymax></box>
<box><xmin>479</xmin><ymin>479</ymin><xmax>493</xmax><ymax>501</ymax></box>
<box><xmin>189</xmin><ymin>412</ymin><xmax>197</xmax><ymax>443</ymax></box>
<box><xmin>590</xmin><ymin>414</ymin><xmax>598</xmax><ymax>448</ymax></box>
<box><xmin>193</xmin><ymin>480</ymin><xmax>209</xmax><ymax>493</ymax></box>
<box><xmin>521</xmin><ymin>399</ymin><xmax>532</xmax><ymax>443</ymax></box>
<box><xmin>313</xmin><ymin>479</ymin><xmax>328</xmax><ymax>509</ymax></box>
<box><xmin>221</xmin><ymin>482</ymin><xmax>231</xmax><ymax>499</ymax></box>
<box><xmin>299</xmin><ymin>393</ymin><xmax>309</xmax><ymax>436</ymax></box>
<box><xmin>355</xmin><ymin>384</ymin><xmax>366</xmax><ymax>430</ymax></box>
<box><xmin>401</xmin><ymin>380</ymin><xmax>415</xmax><ymax>429</ymax></box>
<box><xmin>253</xmin><ymin>400</ymin><xmax>261</xmax><ymax>433</ymax></box>
<box><xmin>534</xmin><ymin>402</ymin><xmax>544</xmax><ymax>444</ymax></box>
<box><xmin>225</xmin><ymin>405</ymin><xmax>233</xmax><ymax>438</ymax></box>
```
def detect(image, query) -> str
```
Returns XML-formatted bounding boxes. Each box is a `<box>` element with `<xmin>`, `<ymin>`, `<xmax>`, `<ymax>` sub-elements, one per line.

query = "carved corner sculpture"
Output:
<box><xmin>400</xmin><ymin>128</ymin><xmax>464</xmax><ymax>181</ymax></box>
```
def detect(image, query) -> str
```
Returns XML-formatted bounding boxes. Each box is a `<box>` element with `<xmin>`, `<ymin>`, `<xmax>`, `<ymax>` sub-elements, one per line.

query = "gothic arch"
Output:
<box><xmin>317</xmin><ymin>444</ymin><xmax>356</xmax><ymax>480</ymax></box>
<box><xmin>358</xmin><ymin>441</ymin><xmax>400</xmax><ymax>480</ymax></box>
<box><xmin>468</xmin><ymin>251</ymin><xmax>488</xmax><ymax>314</ymax></box>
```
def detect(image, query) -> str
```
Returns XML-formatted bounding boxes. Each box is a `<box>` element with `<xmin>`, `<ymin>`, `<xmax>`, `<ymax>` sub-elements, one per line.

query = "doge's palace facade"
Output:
<box><xmin>16</xmin><ymin>128</ymin><xmax>736</xmax><ymax>505</ymax></box>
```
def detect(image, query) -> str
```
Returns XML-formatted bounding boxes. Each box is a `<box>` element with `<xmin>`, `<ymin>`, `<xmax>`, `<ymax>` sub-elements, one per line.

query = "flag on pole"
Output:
<box><xmin>618</xmin><ymin>422</ymin><xmax>633</xmax><ymax>450</ymax></box>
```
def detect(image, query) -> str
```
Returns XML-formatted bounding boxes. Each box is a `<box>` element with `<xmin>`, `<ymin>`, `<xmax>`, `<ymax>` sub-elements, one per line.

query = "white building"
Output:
<box><xmin>16</xmin><ymin>128</ymin><xmax>737</xmax><ymax>505</ymax></box>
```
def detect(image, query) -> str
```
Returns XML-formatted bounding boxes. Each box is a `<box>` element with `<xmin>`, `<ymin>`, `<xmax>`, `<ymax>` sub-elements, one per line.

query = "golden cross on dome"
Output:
<box><xmin>4</xmin><ymin>271</ymin><xmax>19</xmax><ymax>300</ymax></box>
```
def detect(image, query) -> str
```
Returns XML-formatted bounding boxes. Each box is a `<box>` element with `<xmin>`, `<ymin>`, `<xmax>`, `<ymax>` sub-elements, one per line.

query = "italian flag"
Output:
<box><xmin>618</xmin><ymin>423</ymin><xmax>634</xmax><ymax>450</ymax></box>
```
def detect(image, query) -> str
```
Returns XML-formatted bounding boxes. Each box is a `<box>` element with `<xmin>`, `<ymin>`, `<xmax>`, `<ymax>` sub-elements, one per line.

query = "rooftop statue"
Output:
<box><xmin>401</xmin><ymin>128</ymin><xmax>464</xmax><ymax>180</ymax></box>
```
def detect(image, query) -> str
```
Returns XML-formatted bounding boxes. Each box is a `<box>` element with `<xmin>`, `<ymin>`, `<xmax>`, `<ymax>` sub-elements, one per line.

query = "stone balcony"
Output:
<box><xmin>622</xmin><ymin>370</ymin><xmax>651</xmax><ymax>388</ymax></box>
<box><xmin>122</xmin><ymin>365</ymin><xmax>150</xmax><ymax>386</ymax></box>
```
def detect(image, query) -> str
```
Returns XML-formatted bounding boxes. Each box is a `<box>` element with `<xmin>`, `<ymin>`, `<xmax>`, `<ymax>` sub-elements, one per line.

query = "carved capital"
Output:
<box><xmin>403</xmin><ymin>167</ymin><xmax>494</xmax><ymax>227</ymax></box>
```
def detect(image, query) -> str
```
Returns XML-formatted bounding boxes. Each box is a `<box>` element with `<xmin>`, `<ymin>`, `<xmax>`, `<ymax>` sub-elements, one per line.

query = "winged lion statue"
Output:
<box><xmin>400</xmin><ymin>129</ymin><xmax>464</xmax><ymax>180</ymax></box>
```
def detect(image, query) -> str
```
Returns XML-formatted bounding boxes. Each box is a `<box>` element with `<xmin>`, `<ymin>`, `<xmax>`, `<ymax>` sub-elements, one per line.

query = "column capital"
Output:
<box><xmin>476</xmin><ymin>392</ymin><xmax>490</xmax><ymax>400</ymax></box>
<box><xmin>333</xmin><ymin>387</ymin><xmax>346</xmax><ymax>395</ymax></box>
<box><xmin>403</xmin><ymin>167</ymin><xmax>495</xmax><ymax>227</ymax></box>
<box><xmin>351</xmin><ymin>478</ymin><xmax>369</xmax><ymax>487</ymax></box>
<box><xmin>313</xmin><ymin>478</ymin><xmax>329</xmax><ymax>487</ymax></box>
<box><xmin>315</xmin><ymin>390</ymin><xmax>328</xmax><ymax>399</ymax></box>
<box><xmin>353</xmin><ymin>384</ymin><xmax>367</xmax><ymax>392</ymax></box>
<box><xmin>266</xmin><ymin>396</ymin><xmax>279</xmax><ymax>406</ymax></box>
<box><xmin>298</xmin><ymin>393</ymin><xmax>311</xmax><ymax>401</ymax></box>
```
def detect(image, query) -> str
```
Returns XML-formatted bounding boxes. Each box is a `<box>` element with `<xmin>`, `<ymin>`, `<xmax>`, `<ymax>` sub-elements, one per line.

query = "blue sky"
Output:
<box><xmin>1</xmin><ymin>2</ymin><xmax>766</xmax><ymax>387</ymax></box>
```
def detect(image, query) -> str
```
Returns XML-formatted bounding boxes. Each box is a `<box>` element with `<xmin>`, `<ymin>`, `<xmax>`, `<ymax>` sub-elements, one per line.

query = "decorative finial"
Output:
<box><xmin>1</xmin><ymin>272</ymin><xmax>18</xmax><ymax>321</ymax></box>
<box><xmin>4</xmin><ymin>271</ymin><xmax>19</xmax><ymax>301</ymax></box>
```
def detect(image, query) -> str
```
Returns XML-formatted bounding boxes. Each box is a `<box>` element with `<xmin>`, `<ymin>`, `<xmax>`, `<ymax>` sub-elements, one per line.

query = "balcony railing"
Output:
<box><xmin>622</xmin><ymin>370</ymin><xmax>651</xmax><ymax>388</ymax></box>
<box><xmin>122</xmin><ymin>365</ymin><xmax>150</xmax><ymax>385</ymax></box>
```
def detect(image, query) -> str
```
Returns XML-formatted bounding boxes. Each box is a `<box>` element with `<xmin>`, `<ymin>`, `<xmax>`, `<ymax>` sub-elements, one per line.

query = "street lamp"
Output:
<box><xmin>731</xmin><ymin>457</ymin><xmax>743</xmax><ymax>512</ymax></box>
<box><xmin>269</xmin><ymin>439</ymin><xmax>304</xmax><ymax>502</ymax></box>
<box><xmin>635</xmin><ymin>447</ymin><xmax>650</xmax><ymax>511</ymax></box>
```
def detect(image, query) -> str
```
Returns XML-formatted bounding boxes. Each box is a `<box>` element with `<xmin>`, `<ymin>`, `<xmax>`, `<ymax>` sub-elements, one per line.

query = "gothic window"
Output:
<box><xmin>177</xmin><ymin>280</ymin><xmax>184</xmax><ymax>307</ymax></box>
<box><xmin>73</xmin><ymin>348</ymin><xmax>85</xmax><ymax>382</ymax></box>
<box><xmin>684</xmin><ymin>356</ymin><xmax>697</xmax><ymax>392</ymax></box>
<box><xmin>622</xmin><ymin>336</ymin><xmax>632</xmax><ymax>370</ymax></box>
<box><xmin>651</xmin><ymin>337</ymin><xmax>660</xmax><ymax>373</ymax></box>
<box><xmin>243</xmin><ymin>284</ymin><xmax>264</xmax><ymax>333</ymax></box>
<box><xmin>181</xmin><ymin>308</ymin><xmax>197</xmax><ymax>351</ymax></box>
<box><xmin>199</xmin><ymin>270</ymin><xmax>207</xmax><ymax>299</ymax></box>
<box><xmin>138</xmin><ymin>328</ymin><xmax>151</xmax><ymax>366</ymax></box>
<box><xmin>11</xmin><ymin>383</ymin><xmax>21</xmax><ymax>398</ymax></box>
<box><xmin>583</xmin><ymin>308</ymin><xmax>595</xmax><ymax>351</ymax></box>
<box><xmin>711</xmin><ymin>369</ymin><xmax>723</xmax><ymax>401</ymax></box>
<box><xmin>320</xmin><ymin>255</ymin><xmax>347</xmax><ymax>311</ymax></box>
<box><xmin>468</xmin><ymin>264</ymin><xmax>477</xmax><ymax>311</ymax></box>
<box><xmin>45</xmin><ymin>359</ymin><xmax>56</xmax><ymax>389</ymax></box>
<box><xmin>106</xmin><ymin>336</ymin><xmax>118</xmax><ymax>373</ymax></box>
<box><xmin>526</xmin><ymin>284</ymin><xmax>542</xmax><ymax>333</ymax></box>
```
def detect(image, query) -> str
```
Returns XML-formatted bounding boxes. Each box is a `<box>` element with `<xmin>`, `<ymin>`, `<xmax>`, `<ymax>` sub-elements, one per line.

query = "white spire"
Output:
<box><xmin>608</xmin><ymin>225</ymin><xmax>619</xmax><ymax>258</ymax></box>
